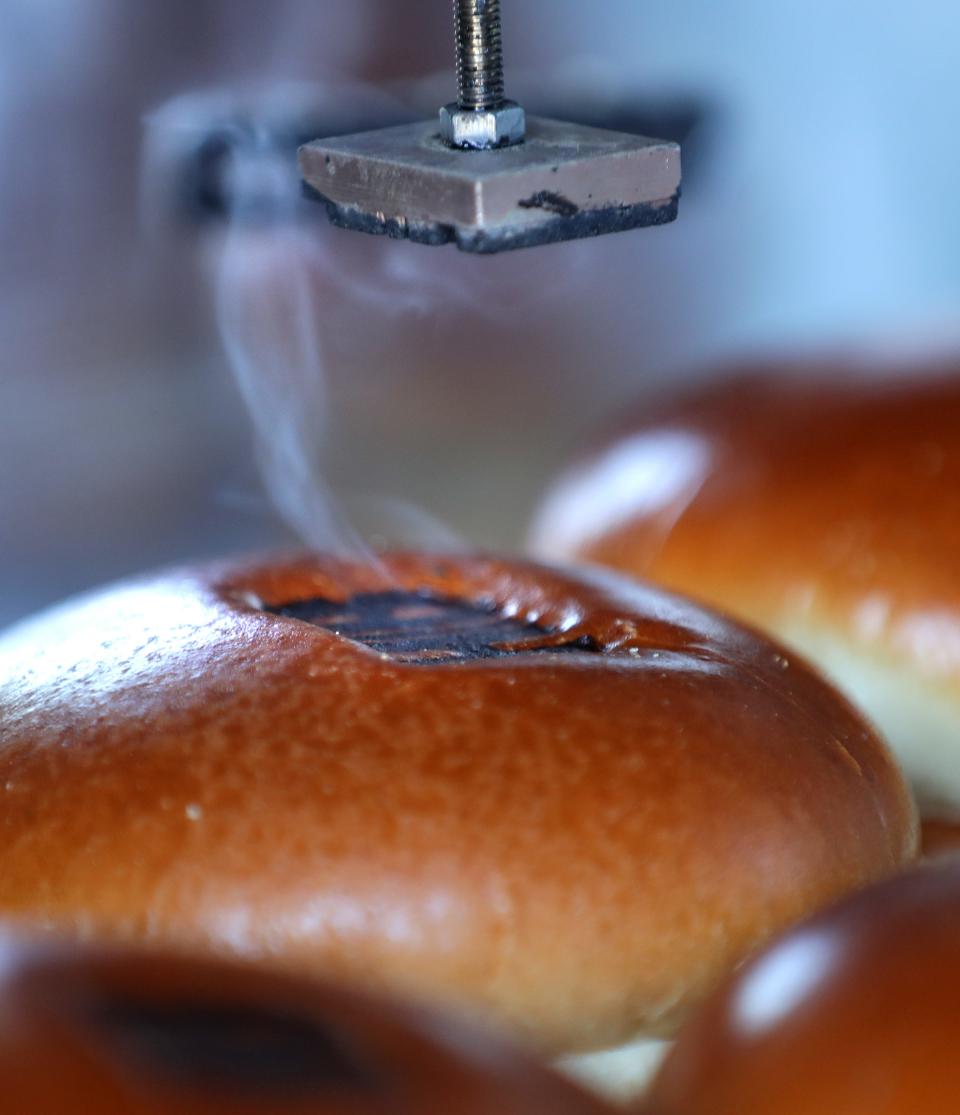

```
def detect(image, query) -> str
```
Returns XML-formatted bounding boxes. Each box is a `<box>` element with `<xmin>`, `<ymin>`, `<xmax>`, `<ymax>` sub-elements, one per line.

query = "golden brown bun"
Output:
<box><xmin>531</xmin><ymin>366</ymin><xmax>960</xmax><ymax>817</ymax></box>
<box><xmin>0</xmin><ymin>936</ymin><xmax>615</xmax><ymax>1114</ymax></box>
<box><xmin>922</xmin><ymin>820</ymin><xmax>960</xmax><ymax>858</ymax></box>
<box><xmin>0</xmin><ymin>552</ymin><xmax>916</xmax><ymax>1054</ymax></box>
<box><xmin>644</xmin><ymin>859</ymin><xmax>960</xmax><ymax>1114</ymax></box>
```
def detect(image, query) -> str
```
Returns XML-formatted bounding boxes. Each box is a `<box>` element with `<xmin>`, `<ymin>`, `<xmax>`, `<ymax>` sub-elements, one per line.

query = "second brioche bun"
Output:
<box><xmin>0</xmin><ymin>552</ymin><xmax>916</xmax><ymax>1092</ymax></box>
<box><xmin>917</xmin><ymin>819</ymin><xmax>960</xmax><ymax>858</ymax></box>
<box><xmin>0</xmin><ymin>935</ymin><xmax>615</xmax><ymax>1114</ymax></box>
<box><xmin>644</xmin><ymin>858</ymin><xmax>960</xmax><ymax>1114</ymax></box>
<box><xmin>531</xmin><ymin>365</ymin><xmax>960</xmax><ymax>838</ymax></box>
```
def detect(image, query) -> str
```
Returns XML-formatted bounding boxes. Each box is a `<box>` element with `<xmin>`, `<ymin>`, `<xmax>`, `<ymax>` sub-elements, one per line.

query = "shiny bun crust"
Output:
<box><xmin>0</xmin><ymin>937</ymin><xmax>615</xmax><ymax>1114</ymax></box>
<box><xmin>531</xmin><ymin>367</ymin><xmax>960</xmax><ymax>824</ymax></box>
<box><xmin>645</xmin><ymin>859</ymin><xmax>960</xmax><ymax>1115</ymax></box>
<box><xmin>921</xmin><ymin>820</ymin><xmax>960</xmax><ymax>859</ymax></box>
<box><xmin>0</xmin><ymin>552</ymin><xmax>916</xmax><ymax>1054</ymax></box>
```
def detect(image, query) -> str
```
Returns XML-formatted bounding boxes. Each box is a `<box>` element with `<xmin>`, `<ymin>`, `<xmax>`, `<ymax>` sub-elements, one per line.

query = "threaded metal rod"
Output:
<box><xmin>454</xmin><ymin>0</ymin><xmax>505</xmax><ymax>111</ymax></box>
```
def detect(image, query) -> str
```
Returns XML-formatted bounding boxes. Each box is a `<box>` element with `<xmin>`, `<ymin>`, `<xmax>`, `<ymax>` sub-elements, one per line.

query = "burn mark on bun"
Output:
<box><xmin>266</xmin><ymin>590</ymin><xmax>600</xmax><ymax>664</ymax></box>
<box><xmin>87</xmin><ymin>996</ymin><xmax>384</xmax><ymax>1097</ymax></box>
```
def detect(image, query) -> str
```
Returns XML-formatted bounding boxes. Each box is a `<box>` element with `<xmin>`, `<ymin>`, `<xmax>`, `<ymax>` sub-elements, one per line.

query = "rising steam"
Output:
<box><xmin>209</xmin><ymin>104</ymin><xmax>465</xmax><ymax>569</ymax></box>
<box><xmin>145</xmin><ymin>82</ymin><xmax>581</xmax><ymax>565</ymax></box>
<box><xmin>214</xmin><ymin>126</ymin><xmax>373</xmax><ymax>558</ymax></box>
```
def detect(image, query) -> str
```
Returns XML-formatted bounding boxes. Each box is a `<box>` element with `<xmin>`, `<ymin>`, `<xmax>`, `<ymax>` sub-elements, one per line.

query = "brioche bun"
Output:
<box><xmin>0</xmin><ymin>552</ymin><xmax>916</xmax><ymax>1066</ymax></box>
<box><xmin>532</xmin><ymin>367</ymin><xmax>960</xmax><ymax>836</ymax></box>
<box><xmin>645</xmin><ymin>858</ymin><xmax>960</xmax><ymax>1114</ymax></box>
<box><xmin>0</xmin><ymin>935</ymin><xmax>615</xmax><ymax>1113</ymax></box>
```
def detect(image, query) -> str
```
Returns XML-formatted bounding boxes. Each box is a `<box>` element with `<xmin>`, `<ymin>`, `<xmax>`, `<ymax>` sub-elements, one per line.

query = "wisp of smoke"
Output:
<box><xmin>207</xmin><ymin>97</ymin><xmax>476</xmax><ymax>572</ymax></box>
<box><xmin>214</xmin><ymin>121</ymin><xmax>390</xmax><ymax>569</ymax></box>
<box><xmin>147</xmin><ymin>80</ymin><xmax>590</xmax><ymax>568</ymax></box>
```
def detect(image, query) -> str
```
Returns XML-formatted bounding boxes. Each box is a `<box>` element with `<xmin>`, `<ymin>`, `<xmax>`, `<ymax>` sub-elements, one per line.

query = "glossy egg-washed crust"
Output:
<box><xmin>0</xmin><ymin>938</ymin><xmax>615</xmax><ymax>1115</ymax></box>
<box><xmin>544</xmin><ymin>366</ymin><xmax>960</xmax><ymax>626</ymax></box>
<box><xmin>534</xmin><ymin>367</ymin><xmax>960</xmax><ymax>822</ymax></box>
<box><xmin>644</xmin><ymin>859</ymin><xmax>960</xmax><ymax>1115</ymax></box>
<box><xmin>540</xmin><ymin>365</ymin><xmax>960</xmax><ymax>654</ymax></box>
<box><xmin>0</xmin><ymin>553</ymin><xmax>916</xmax><ymax>1054</ymax></box>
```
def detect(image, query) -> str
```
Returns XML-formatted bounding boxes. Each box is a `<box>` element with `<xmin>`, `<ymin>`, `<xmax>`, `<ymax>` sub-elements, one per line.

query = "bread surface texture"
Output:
<box><xmin>0</xmin><ymin>552</ymin><xmax>917</xmax><ymax>1052</ymax></box>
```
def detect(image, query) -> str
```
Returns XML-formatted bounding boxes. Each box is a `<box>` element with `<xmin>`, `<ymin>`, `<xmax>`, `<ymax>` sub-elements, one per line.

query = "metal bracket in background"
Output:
<box><xmin>299</xmin><ymin>116</ymin><xmax>681</xmax><ymax>254</ymax></box>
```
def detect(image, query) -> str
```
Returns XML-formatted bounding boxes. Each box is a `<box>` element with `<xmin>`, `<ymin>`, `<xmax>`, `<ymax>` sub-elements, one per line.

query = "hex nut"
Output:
<box><xmin>439</xmin><ymin>101</ymin><xmax>526</xmax><ymax>150</ymax></box>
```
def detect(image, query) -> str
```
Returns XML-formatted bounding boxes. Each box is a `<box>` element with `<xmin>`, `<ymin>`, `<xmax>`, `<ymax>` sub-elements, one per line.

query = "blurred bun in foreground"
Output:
<box><xmin>0</xmin><ymin>551</ymin><xmax>916</xmax><ymax>1100</ymax></box>
<box><xmin>644</xmin><ymin>858</ymin><xmax>960</xmax><ymax>1114</ymax></box>
<box><xmin>531</xmin><ymin>364</ymin><xmax>960</xmax><ymax>849</ymax></box>
<box><xmin>0</xmin><ymin>935</ymin><xmax>616</xmax><ymax>1114</ymax></box>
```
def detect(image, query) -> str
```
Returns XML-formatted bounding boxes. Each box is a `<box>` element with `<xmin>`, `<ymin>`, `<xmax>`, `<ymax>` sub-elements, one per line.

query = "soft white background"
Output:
<box><xmin>1</xmin><ymin>0</ymin><xmax>958</xmax><ymax>627</ymax></box>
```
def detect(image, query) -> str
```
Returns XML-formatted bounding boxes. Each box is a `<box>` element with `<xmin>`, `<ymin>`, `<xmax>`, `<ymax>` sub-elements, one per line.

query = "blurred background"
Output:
<box><xmin>2</xmin><ymin>0</ymin><xmax>959</xmax><ymax>628</ymax></box>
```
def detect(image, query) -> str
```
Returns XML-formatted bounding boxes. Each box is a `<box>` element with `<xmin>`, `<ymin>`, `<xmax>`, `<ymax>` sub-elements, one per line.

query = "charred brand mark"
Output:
<box><xmin>267</xmin><ymin>590</ymin><xmax>600</xmax><ymax>664</ymax></box>
<box><xmin>88</xmin><ymin>997</ymin><xmax>383</xmax><ymax>1096</ymax></box>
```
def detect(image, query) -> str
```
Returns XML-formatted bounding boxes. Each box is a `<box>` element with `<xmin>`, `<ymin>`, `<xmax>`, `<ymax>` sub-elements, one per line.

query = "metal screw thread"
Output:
<box><xmin>454</xmin><ymin>0</ymin><xmax>505</xmax><ymax>111</ymax></box>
